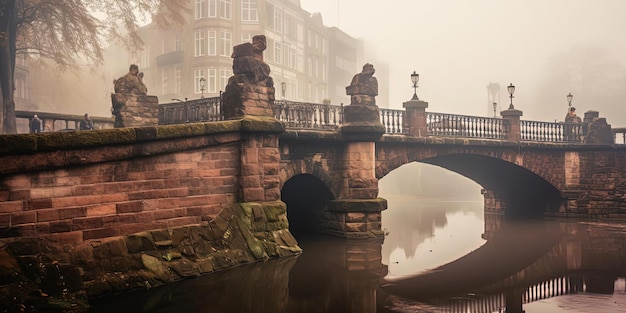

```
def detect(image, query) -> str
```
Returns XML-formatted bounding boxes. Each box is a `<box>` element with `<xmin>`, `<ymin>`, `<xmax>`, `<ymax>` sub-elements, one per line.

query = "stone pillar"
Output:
<box><xmin>238</xmin><ymin>118</ymin><xmax>284</xmax><ymax>203</ymax></box>
<box><xmin>111</xmin><ymin>94</ymin><xmax>159</xmax><ymax>128</ymax></box>
<box><xmin>325</xmin><ymin>64</ymin><xmax>387</xmax><ymax>239</ymax></box>
<box><xmin>501</xmin><ymin>109</ymin><xmax>523</xmax><ymax>142</ymax></box>
<box><xmin>402</xmin><ymin>99</ymin><xmax>429</xmax><ymax>137</ymax></box>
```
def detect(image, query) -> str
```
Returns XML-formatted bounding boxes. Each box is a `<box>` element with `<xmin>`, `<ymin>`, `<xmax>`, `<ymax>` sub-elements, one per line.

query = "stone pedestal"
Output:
<box><xmin>403</xmin><ymin>99</ymin><xmax>429</xmax><ymax>137</ymax></box>
<box><xmin>320</xmin><ymin>198</ymin><xmax>387</xmax><ymax>239</ymax></box>
<box><xmin>501</xmin><ymin>108</ymin><xmax>523</xmax><ymax>142</ymax></box>
<box><xmin>222</xmin><ymin>83</ymin><xmax>275</xmax><ymax>119</ymax></box>
<box><xmin>340</xmin><ymin>105</ymin><xmax>386</xmax><ymax>141</ymax></box>
<box><xmin>111</xmin><ymin>93</ymin><xmax>159</xmax><ymax>128</ymax></box>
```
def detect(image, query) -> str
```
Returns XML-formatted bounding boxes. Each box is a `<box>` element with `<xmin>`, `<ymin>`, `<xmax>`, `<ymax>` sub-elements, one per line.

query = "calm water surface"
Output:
<box><xmin>89</xmin><ymin>193</ymin><xmax>626</xmax><ymax>313</ymax></box>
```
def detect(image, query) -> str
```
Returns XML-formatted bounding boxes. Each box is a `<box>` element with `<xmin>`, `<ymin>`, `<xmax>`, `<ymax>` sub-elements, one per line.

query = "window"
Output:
<box><xmin>241</xmin><ymin>33</ymin><xmax>252</xmax><ymax>44</ymax></box>
<box><xmin>15</xmin><ymin>77</ymin><xmax>27</xmax><ymax>99</ymax></box>
<box><xmin>208</xmin><ymin>69</ymin><xmax>217</xmax><ymax>93</ymax></box>
<box><xmin>208</xmin><ymin>0</ymin><xmax>217</xmax><ymax>17</ymax></box>
<box><xmin>174</xmin><ymin>65</ymin><xmax>181</xmax><ymax>94</ymax></box>
<box><xmin>195</xmin><ymin>0</ymin><xmax>206</xmax><ymax>19</ymax></box>
<box><xmin>219</xmin><ymin>0</ymin><xmax>231</xmax><ymax>19</ymax></box>
<box><xmin>139</xmin><ymin>48</ymin><xmax>149</xmax><ymax>68</ymax></box>
<box><xmin>208</xmin><ymin>30</ymin><xmax>217</xmax><ymax>55</ymax></box>
<box><xmin>195</xmin><ymin>30</ymin><xmax>206</xmax><ymax>56</ymax></box>
<box><xmin>174</xmin><ymin>35</ymin><xmax>182</xmax><ymax>51</ymax></box>
<box><xmin>284</xmin><ymin>43</ymin><xmax>296</xmax><ymax>69</ymax></box>
<box><xmin>194</xmin><ymin>68</ymin><xmax>206</xmax><ymax>94</ymax></box>
<box><xmin>219</xmin><ymin>31</ymin><xmax>231</xmax><ymax>56</ymax></box>
<box><xmin>274</xmin><ymin>9</ymin><xmax>283</xmax><ymax>33</ymax></box>
<box><xmin>241</xmin><ymin>0</ymin><xmax>258</xmax><ymax>22</ymax></box>
<box><xmin>274</xmin><ymin>41</ymin><xmax>282</xmax><ymax>64</ymax></box>
<box><xmin>161</xmin><ymin>68</ymin><xmax>169</xmax><ymax>94</ymax></box>
<box><xmin>219</xmin><ymin>68</ymin><xmax>232</xmax><ymax>91</ymax></box>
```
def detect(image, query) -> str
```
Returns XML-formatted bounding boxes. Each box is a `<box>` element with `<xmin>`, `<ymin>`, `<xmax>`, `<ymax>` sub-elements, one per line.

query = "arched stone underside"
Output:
<box><xmin>279</xmin><ymin>159</ymin><xmax>341</xmax><ymax>200</ymax></box>
<box><xmin>281</xmin><ymin>174</ymin><xmax>335</xmax><ymax>235</ymax></box>
<box><xmin>375</xmin><ymin>144</ymin><xmax>566</xmax><ymax>217</ymax></box>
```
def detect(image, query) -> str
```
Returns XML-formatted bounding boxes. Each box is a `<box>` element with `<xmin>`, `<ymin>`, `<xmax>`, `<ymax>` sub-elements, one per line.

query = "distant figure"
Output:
<box><xmin>29</xmin><ymin>114</ymin><xmax>41</xmax><ymax>133</ymax></box>
<box><xmin>564</xmin><ymin>107</ymin><xmax>582</xmax><ymax>141</ymax></box>
<box><xmin>79</xmin><ymin>113</ymin><xmax>94</xmax><ymax>130</ymax></box>
<box><xmin>113</xmin><ymin>64</ymin><xmax>147</xmax><ymax>95</ymax></box>
<box><xmin>564</xmin><ymin>107</ymin><xmax>581</xmax><ymax>123</ymax></box>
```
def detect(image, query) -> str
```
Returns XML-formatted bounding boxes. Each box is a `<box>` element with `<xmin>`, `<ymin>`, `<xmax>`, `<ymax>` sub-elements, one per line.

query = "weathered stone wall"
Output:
<box><xmin>0</xmin><ymin>118</ymin><xmax>299</xmax><ymax>310</ymax></box>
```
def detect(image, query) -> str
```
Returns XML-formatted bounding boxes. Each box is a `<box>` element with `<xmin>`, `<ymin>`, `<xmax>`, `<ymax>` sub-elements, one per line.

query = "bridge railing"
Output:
<box><xmin>159</xmin><ymin>97</ymin><xmax>223</xmax><ymax>125</ymax></box>
<box><xmin>521</xmin><ymin>120</ymin><xmax>586</xmax><ymax>143</ymax></box>
<box><xmin>380</xmin><ymin>108</ymin><xmax>407</xmax><ymax>134</ymax></box>
<box><xmin>426</xmin><ymin>112</ymin><xmax>507</xmax><ymax>139</ymax></box>
<box><xmin>16</xmin><ymin>110</ymin><xmax>114</xmax><ymax>132</ymax></box>
<box><xmin>272</xmin><ymin>100</ymin><xmax>343</xmax><ymax>129</ymax></box>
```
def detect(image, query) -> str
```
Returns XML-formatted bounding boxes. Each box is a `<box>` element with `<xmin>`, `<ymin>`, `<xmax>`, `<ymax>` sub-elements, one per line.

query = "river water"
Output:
<box><xmin>89</xmin><ymin>167</ymin><xmax>626</xmax><ymax>313</ymax></box>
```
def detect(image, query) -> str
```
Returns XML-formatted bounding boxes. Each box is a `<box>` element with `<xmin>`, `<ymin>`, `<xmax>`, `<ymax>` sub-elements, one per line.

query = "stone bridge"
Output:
<box><xmin>1</xmin><ymin>54</ymin><xmax>626</xmax><ymax>308</ymax></box>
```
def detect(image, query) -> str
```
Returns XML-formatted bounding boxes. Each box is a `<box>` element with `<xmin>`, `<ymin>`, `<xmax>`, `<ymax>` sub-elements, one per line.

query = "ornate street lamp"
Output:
<box><xmin>410</xmin><ymin>71</ymin><xmax>419</xmax><ymax>100</ymax></box>
<box><xmin>281</xmin><ymin>82</ymin><xmax>286</xmax><ymax>100</ymax></box>
<box><xmin>567</xmin><ymin>92</ymin><xmax>573</xmax><ymax>108</ymax></box>
<box><xmin>507</xmin><ymin>83</ymin><xmax>515</xmax><ymax>110</ymax></box>
<box><xmin>199</xmin><ymin>77</ymin><xmax>206</xmax><ymax>99</ymax></box>
<box><xmin>492</xmin><ymin>102</ymin><xmax>497</xmax><ymax>117</ymax></box>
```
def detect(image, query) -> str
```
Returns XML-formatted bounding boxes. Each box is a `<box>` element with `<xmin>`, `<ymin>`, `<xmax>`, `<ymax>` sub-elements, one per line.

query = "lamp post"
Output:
<box><xmin>281</xmin><ymin>81</ymin><xmax>286</xmax><ymax>100</ymax></box>
<box><xmin>410</xmin><ymin>71</ymin><xmax>419</xmax><ymax>100</ymax></box>
<box><xmin>566</xmin><ymin>92</ymin><xmax>573</xmax><ymax>108</ymax></box>
<box><xmin>199</xmin><ymin>77</ymin><xmax>206</xmax><ymax>99</ymax></box>
<box><xmin>507</xmin><ymin>83</ymin><xmax>515</xmax><ymax>110</ymax></box>
<box><xmin>492</xmin><ymin>102</ymin><xmax>497</xmax><ymax>117</ymax></box>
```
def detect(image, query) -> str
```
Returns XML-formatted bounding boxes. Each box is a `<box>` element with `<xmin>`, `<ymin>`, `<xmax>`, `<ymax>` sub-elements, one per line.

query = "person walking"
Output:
<box><xmin>29</xmin><ymin>114</ymin><xmax>41</xmax><ymax>133</ymax></box>
<box><xmin>79</xmin><ymin>113</ymin><xmax>94</xmax><ymax>130</ymax></box>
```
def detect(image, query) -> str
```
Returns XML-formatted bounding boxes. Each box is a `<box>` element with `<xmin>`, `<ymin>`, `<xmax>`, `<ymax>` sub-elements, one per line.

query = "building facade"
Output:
<box><xmin>122</xmin><ymin>0</ymin><xmax>388</xmax><ymax>106</ymax></box>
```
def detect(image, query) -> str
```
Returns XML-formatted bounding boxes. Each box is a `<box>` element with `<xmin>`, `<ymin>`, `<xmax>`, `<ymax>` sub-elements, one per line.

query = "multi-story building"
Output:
<box><xmin>119</xmin><ymin>0</ymin><xmax>388</xmax><ymax>106</ymax></box>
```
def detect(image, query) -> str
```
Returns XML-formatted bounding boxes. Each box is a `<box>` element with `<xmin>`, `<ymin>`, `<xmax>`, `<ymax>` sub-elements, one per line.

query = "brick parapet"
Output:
<box><xmin>0</xmin><ymin>117</ymin><xmax>285</xmax><ymax>243</ymax></box>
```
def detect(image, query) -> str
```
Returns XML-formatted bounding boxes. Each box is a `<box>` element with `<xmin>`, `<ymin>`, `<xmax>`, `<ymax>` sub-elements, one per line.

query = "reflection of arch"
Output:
<box><xmin>281</xmin><ymin>174</ymin><xmax>334</xmax><ymax>235</ymax></box>
<box><xmin>382</xmin><ymin>220</ymin><xmax>564</xmax><ymax>300</ymax></box>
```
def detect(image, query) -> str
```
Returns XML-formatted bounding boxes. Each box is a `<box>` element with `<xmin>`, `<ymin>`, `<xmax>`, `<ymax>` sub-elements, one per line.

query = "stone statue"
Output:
<box><xmin>114</xmin><ymin>64</ymin><xmax>147</xmax><ymax>95</ymax></box>
<box><xmin>111</xmin><ymin>64</ymin><xmax>157</xmax><ymax>128</ymax></box>
<box><xmin>229</xmin><ymin>35</ymin><xmax>273</xmax><ymax>87</ymax></box>
<box><xmin>346</xmin><ymin>63</ymin><xmax>378</xmax><ymax>106</ymax></box>
<box><xmin>222</xmin><ymin>34</ymin><xmax>275</xmax><ymax>119</ymax></box>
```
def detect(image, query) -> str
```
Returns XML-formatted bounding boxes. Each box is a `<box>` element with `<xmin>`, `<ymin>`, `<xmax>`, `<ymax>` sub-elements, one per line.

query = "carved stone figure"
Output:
<box><xmin>346</xmin><ymin>63</ymin><xmax>378</xmax><ymax>106</ymax></box>
<box><xmin>222</xmin><ymin>35</ymin><xmax>275</xmax><ymax>119</ymax></box>
<box><xmin>114</xmin><ymin>64</ymin><xmax>147</xmax><ymax>95</ymax></box>
<box><xmin>111</xmin><ymin>64</ymin><xmax>157</xmax><ymax>128</ymax></box>
<box><xmin>340</xmin><ymin>63</ymin><xmax>385</xmax><ymax>140</ymax></box>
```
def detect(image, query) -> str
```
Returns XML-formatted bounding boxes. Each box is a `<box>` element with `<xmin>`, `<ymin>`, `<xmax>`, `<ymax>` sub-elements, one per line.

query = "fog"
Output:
<box><xmin>301</xmin><ymin>0</ymin><xmax>626</xmax><ymax>126</ymax></box>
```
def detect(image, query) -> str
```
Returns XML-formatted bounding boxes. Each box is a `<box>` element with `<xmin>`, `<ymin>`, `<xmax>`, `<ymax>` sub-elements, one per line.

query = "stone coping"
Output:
<box><xmin>281</xmin><ymin>129</ymin><xmax>621</xmax><ymax>150</ymax></box>
<box><xmin>0</xmin><ymin>115</ymin><xmax>285</xmax><ymax>156</ymax></box>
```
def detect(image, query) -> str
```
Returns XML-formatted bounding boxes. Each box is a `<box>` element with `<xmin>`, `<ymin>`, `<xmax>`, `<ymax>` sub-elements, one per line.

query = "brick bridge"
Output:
<box><xmin>2</xmin><ymin>68</ymin><xmax>626</xmax><ymax>307</ymax></box>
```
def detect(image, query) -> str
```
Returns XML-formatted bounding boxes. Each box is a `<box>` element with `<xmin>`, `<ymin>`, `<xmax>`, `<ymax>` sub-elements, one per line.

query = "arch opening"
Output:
<box><xmin>281</xmin><ymin>174</ymin><xmax>335</xmax><ymax>237</ymax></box>
<box><xmin>421</xmin><ymin>154</ymin><xmax>563</xmax><ymax>219</ymax></box>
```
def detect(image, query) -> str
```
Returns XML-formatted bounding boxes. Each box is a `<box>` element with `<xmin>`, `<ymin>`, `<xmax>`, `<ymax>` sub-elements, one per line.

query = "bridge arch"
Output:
<box><xmin>281</xmin><ymin>173</ymin><xmax>335</xmax><ymax>235</ymax></box>
<box><xmin>377</xmin><ymin>147</ymin><xmax>564</xmax><ymax>217</ymax></box>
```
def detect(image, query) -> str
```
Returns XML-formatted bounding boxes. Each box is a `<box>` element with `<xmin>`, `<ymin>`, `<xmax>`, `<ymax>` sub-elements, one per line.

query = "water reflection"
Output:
<box><xmin>89</xmin><ymin>198</ymin><xmax>626</xmax><ymax>313</ymax></box>
<box><xmin>382</xmin><ymin>197</ymin><xmax>485</xmax><ymax>278</ymax></box>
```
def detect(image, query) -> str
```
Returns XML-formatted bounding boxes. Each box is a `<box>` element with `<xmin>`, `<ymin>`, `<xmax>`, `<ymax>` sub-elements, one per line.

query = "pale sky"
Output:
<box><xmin>300</xmin><ymin>0</ymin><xmax>626</xmax><ymax>125</ymax></box>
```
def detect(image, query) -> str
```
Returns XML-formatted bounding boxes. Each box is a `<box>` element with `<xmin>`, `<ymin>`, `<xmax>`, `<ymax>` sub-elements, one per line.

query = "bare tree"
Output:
<box><xmin>0</xmin><ymin>0</ymin><xmax>188</xmax><ymax>134</ymax></box>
